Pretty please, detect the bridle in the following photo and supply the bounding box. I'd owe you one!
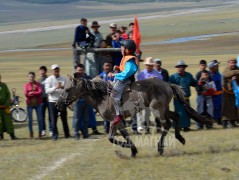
[60,79,87,106]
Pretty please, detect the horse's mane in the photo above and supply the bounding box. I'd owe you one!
[81,77,108,103]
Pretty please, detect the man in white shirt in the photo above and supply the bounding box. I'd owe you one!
[45,64,70,141]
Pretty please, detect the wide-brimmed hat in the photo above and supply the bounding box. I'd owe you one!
[91,21,100,28]
[144,57,155,65]
[175,60,188,68]
[208,60,219,68]
[109,23,117,28]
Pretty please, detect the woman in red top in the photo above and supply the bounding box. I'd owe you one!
[24,72,42,139]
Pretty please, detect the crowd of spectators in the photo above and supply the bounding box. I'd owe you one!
[0,17,239,141]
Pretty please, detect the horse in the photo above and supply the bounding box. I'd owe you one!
[56,77,213,157]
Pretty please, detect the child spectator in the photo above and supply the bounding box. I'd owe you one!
[98,40,113,72]
[197,70,216,129]
[119,26,128,40]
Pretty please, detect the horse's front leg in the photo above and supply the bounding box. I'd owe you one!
[108,121,138,157]
[118,122,138,157]
[150,104,171,155]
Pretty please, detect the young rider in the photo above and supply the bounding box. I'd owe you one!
[108,40,138,124]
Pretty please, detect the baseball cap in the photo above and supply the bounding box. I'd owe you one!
[51,64,60,70]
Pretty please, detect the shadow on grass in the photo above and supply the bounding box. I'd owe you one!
[164,145,239,157]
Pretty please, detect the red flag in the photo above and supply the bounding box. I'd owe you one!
[132,16,141,55]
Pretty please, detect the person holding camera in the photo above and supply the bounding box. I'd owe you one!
[45,64,70,141]
[196,70,216,129]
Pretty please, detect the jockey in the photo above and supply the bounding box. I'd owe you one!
[108,40,139,124]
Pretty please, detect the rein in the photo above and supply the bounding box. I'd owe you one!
[61,79,87,105]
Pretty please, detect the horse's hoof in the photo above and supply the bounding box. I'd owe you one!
[131,146,138,158]
[131,153,137,158]
[158,147,164,155]
[181,138,186,145]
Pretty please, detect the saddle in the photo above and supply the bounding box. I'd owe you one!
[107,81,131,94]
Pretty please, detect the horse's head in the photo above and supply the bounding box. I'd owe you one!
[56,75,85,111]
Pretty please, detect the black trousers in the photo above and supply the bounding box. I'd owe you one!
[48,102,70,139]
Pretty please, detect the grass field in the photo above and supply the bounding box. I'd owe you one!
[0,0,239,179]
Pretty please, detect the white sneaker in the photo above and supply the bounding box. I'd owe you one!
[137,127,144,133]
[49,131,53,137]
[41,130,46,136]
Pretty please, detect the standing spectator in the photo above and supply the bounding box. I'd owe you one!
[72,18,88,67]
[98,40,113,71]
[99,62,114,133]
[105,23,117,47]
[195,60,208,81]
[73,64,102,140]
[38,66,52,137]
[154,59,169,82]
[45,64,70,140]
[85,21,103,78]
[72,18,88,49]
[222,58,239,128]
[119,26,128,40]
[90,21,103,48]
[169,60,197,131]
[128,22,134,37]
[138,57,163,80]
[137,57,163,133]
[195,60,209,129]
[73,64,91,140]
[0,74,17,140]
[196,70,216,129]
[112,30,124,66]
[128,31,133,40]
[208,60,223,125]
[24,72,42,139]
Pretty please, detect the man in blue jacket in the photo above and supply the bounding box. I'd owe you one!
[72,18,88,69]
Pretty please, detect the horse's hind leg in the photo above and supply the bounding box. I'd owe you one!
[150,103,170,155]
[158,118,172,155]
[108,121,138,157]
[166,110,185,145]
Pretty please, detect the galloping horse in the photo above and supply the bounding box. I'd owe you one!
[56,77,212,157]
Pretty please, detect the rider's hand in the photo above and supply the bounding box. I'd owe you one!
[113,66,120,71]
[108,72,115,77]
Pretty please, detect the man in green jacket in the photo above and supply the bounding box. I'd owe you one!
[0,74,17,140]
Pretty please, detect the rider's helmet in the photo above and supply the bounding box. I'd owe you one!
[121,40,136,53]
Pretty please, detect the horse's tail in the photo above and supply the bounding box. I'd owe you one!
[170,84,213,125]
